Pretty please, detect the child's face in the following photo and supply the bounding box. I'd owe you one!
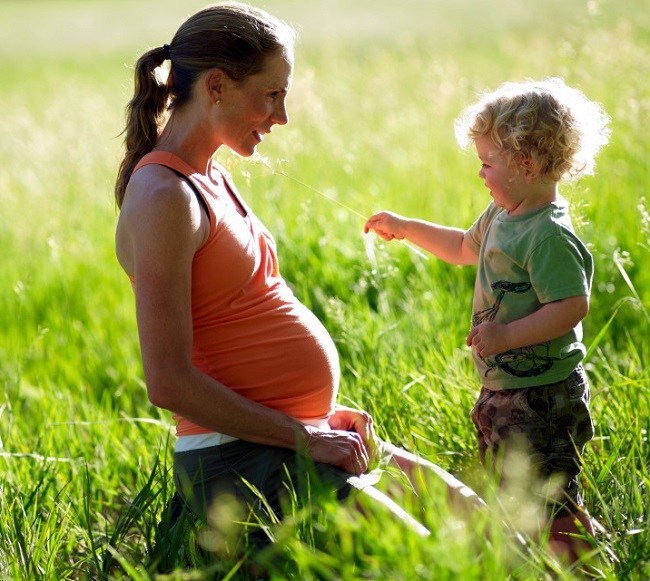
[474,135,529,214]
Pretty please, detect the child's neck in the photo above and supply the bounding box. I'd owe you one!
[508,182,558,216]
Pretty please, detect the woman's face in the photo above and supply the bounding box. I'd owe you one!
[217,51,293,157]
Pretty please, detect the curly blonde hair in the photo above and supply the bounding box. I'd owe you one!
[455,77,611,182]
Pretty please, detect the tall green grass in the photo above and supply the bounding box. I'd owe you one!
[1,0,648,578]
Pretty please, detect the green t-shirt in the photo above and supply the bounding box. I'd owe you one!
[465,198,593,390]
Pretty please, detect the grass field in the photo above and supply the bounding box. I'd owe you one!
[1,0,648,578]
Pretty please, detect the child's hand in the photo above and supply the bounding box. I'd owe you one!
[364,211,407,241]
[466,321,512,358]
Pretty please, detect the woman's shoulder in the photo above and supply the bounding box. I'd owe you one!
[124,164,198,214]
[119,163,209,249]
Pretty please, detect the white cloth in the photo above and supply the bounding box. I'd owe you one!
[174,417,331,453]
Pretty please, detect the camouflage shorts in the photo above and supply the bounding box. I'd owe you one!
[470,365,594,515]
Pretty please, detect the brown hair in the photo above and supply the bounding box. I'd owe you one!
[114,2,296,207]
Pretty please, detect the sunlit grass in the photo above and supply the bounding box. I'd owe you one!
[0,0,648,578]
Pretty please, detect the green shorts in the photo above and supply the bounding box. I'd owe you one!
[470,365,594,515]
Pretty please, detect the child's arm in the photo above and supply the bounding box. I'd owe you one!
[364,210,478,265]
[467,295,589,358]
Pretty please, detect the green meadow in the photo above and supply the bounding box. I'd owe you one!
[1,0,648,578]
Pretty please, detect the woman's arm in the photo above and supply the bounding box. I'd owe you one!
[364,211,478,265]
[121,171,369,474]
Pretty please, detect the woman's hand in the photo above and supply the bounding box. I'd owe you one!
[328,406,377,446]
[305,425,370,475]
[327,405,381,471]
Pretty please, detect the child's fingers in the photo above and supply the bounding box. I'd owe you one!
[364,214,383,231]
[365,215,393,237]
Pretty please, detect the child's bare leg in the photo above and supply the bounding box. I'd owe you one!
[548,508,596,564]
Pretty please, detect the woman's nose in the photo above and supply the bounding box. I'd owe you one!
[272,99,289,126]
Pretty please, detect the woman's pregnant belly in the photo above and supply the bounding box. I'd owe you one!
[177,298,340,436]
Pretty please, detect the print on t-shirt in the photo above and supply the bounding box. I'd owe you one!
[472,280,560,378]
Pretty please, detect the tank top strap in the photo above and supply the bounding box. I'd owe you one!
[133,151,212,219]
[133,150,200,178]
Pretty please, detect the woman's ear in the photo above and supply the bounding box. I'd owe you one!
[204,68,227,104]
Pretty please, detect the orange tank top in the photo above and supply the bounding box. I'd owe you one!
[131,152,340,436]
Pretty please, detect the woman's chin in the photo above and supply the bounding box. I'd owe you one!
[228,145,257,158]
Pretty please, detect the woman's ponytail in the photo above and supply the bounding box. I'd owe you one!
[114,46,170,207]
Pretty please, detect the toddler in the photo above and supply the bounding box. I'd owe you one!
[364,77,610,561]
